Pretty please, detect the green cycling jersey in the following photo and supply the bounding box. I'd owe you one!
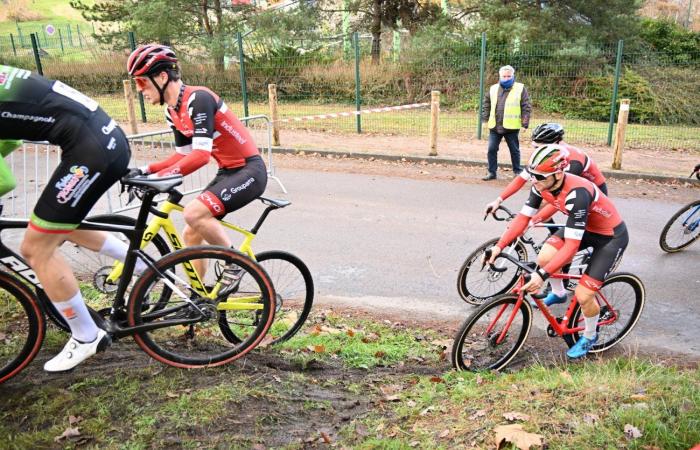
[0,139,22,197]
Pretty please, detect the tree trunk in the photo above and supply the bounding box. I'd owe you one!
[370,0,382,64]
[212,0,225,71]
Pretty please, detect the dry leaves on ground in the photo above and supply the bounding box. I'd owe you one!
[494,424,544,450]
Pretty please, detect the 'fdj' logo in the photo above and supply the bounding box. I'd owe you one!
[55,165,89,204]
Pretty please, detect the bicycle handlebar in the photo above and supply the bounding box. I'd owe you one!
[484,205,516,222]
[482,248,550,299]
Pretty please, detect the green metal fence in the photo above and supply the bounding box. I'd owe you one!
[1,31,698,152]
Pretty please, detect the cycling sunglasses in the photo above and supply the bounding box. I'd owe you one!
[528,170,552,182]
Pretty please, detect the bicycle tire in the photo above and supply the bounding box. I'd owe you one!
[451,293,532,371]
[0,272,46,384]
[659,200,700,253]
[127,246,275,368]
[48,214,171,332]
[563,272,645,353]
[457,238,529,305]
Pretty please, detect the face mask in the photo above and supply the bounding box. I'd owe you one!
[499,76,515,89]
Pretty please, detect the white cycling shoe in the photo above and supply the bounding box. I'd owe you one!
[44,329,111,373]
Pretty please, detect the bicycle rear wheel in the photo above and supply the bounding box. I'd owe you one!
[127,246,275,368]
[564,272,645,352]
[0,273,45,384]
[451,294,532,371]
[457,238,529,305]
[255,251,314,344]
[659,201,700,253]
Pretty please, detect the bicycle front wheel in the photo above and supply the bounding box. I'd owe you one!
[127,246,275,368]
[659,200,700,253]
[451,294,532,371]
[0,273,45,384]
[564,272,645,353]
[457,238,529,305]
[255,251,314,345]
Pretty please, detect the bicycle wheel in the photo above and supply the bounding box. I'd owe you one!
[564,272,645,352]
[457,238,529,305]
[127,246,275,368]
[0,272,45,384]
[451,294,532,371]
[659,201,700,253]
[255,251,314,345]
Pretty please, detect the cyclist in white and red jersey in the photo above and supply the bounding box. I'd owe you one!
[484,123,607,216]
[485,145,629,359]
[125,44,267,253]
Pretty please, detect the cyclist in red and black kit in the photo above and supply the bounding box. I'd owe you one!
[485,144,629,359]
[125,45,267,261]
[1,64,132,372]
[484,123,608,215]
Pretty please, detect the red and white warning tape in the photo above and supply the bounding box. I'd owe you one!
[274,102,430,123]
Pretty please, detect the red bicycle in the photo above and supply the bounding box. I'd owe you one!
[452,251,645,371]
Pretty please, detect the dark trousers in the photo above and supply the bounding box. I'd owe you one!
[487,129,522,176]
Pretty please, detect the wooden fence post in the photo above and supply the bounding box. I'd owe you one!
[268,84,280,146]
[429,90,440,156]
[123,80,139,135]
[612,99,630,170]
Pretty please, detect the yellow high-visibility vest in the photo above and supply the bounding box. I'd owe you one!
[488,82,524,130]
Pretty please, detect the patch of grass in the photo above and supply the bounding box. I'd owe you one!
[276,312,446,369]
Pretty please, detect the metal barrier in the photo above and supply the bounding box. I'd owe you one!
[3,114,285,217]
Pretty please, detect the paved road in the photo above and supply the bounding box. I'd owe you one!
[233,166,700,356]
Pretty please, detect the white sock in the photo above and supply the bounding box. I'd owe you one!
[583,315,598,339]
[99,234,146,273]
[55,291,99,343]
[549,277,567,297]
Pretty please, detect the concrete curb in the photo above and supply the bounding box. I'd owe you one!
[271,147,700,186]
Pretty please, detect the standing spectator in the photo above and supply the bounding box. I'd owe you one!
[481,65,531,181]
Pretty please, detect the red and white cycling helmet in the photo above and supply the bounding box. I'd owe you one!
[527,144,569,177]
[127,44,178,77]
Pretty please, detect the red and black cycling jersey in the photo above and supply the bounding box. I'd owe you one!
[497,174,623,277]
[498,143,606,201]
[148,85,259,176]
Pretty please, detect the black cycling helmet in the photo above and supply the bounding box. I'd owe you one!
[532,123,565,144]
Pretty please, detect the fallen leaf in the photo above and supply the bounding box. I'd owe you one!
[430,339,452,348]
[313,345,326,353]
[624,424,642,439]
[419,406,435,416]
[374,350,386,358]
[166,391,179,398]
[560,371,573,382]
[430,376,444,383]
[375,423,385,432]
[54,427,81,443]
[409,441,420,447]
[68,415,83,426]
[469,409,487,420]
[583,413,599,426]
[630,393,647,401]
[438,429,450,438]
[384,395,400,402]
[476,375,484,385]
[346,329,356,337]
[406,400,417,407]
[379,384,403,395]
[320,431,332,444]
[503,412,530,422]
[494,424,543,450]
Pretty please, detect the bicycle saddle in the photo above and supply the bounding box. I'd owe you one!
[121,174,183,193]
[259,196,290,208]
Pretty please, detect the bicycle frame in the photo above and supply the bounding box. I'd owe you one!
[489,262,618,345]
[100,191,275,312]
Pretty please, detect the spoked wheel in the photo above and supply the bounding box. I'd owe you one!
[659,200,700,253]
[0,273,45,384]
[255,251,314,345]
[127,246,275,368]
[457,238,529,305]
[451,294,532,371]
[563,272,645,352]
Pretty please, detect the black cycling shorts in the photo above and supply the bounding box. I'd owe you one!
[197,155,267,218]
[30,109,130,233]
[552,222,628,290]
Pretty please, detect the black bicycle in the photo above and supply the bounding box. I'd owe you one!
[659,164,700,253]
[0,174,276,384]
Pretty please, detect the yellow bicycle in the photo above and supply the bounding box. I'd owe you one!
[72,188,313,345]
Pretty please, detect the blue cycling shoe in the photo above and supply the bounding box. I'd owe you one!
[566,334,598,359]
[543,293,567,307]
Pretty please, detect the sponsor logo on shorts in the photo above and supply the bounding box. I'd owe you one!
[193,112,207,126]
[220,188,232,202]
[581,276,603,290]
[200,191,223,214]
[107,137,117,150]
[55,165,100,206]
